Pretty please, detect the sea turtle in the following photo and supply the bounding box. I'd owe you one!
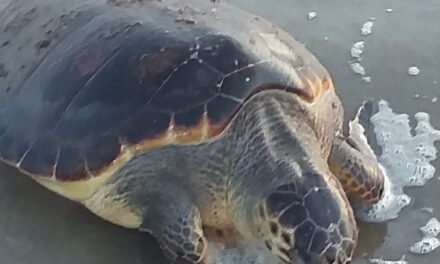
[0,0,385,263]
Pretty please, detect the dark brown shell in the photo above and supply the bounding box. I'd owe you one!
[0,0,333,184]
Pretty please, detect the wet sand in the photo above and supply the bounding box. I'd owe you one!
[1,0,439,263]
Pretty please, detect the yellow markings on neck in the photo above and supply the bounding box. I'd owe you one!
[83,180,143,228]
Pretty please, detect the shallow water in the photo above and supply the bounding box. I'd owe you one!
[1,0,440,264]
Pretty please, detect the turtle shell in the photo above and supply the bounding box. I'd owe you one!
[0,0,333,200]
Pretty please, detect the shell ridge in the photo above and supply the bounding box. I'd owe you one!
[52,48,123,132]
[145,56,192,105]
[199,60,226,78]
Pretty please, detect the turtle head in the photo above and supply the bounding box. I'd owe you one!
[255,172,358,264]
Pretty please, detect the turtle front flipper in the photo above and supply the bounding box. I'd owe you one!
[329,134,385,206]
[139,186,208,264]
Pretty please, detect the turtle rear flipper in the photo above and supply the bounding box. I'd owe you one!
[329,133,384,205]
